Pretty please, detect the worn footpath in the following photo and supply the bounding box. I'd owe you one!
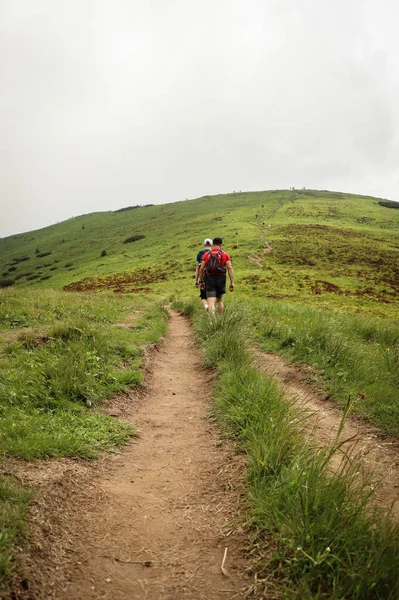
[57,311,248,599]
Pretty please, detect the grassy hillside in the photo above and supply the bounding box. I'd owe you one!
[1,189,398,317]
[1,189,399,592]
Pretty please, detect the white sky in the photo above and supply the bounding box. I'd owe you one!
[1,0,399,237]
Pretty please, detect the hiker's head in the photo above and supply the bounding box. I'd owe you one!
[203,238,212,247]
[213,237,223,247]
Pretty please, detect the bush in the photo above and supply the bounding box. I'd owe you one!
[64,262,73,268]
[36,251,52,258]
[0,279,14,288]
[378,200,399,209]
[115,205,141,212]
[11,257,30,264]
[123,235,145,244]
[8,267,17,273]
[100,250,107,257]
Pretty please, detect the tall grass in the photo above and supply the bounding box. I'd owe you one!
[248,300,399,435]
[0,479,31,580]
[0,289,168,459]
[182,301,399,599]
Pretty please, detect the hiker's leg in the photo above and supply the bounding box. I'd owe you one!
[200,288,208,309]
[205,277,217,312]
[207,297,216,312]
[214,278,226,313]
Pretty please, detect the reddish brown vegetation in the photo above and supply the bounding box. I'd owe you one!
[63,268,168,293]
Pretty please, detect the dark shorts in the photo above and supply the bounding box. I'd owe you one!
[205,275,226,298]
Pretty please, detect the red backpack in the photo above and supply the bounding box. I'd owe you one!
[205,249,226,275]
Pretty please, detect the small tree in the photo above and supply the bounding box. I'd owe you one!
[100,250,107,257]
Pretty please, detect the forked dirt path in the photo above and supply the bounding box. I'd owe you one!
[256,352,399,519]
[57,311,248,600]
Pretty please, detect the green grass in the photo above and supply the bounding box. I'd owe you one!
[1,190,398,320]
[246,299,399,435]
[0,288,168,459]
[180,301,399,599]
[0,478,31,579]
[1,188,399,593]
[0,287,168,581]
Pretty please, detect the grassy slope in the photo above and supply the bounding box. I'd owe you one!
[1,189,399,591]
[1,190,398,317]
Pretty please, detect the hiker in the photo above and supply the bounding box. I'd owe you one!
[198,237,234,313]
[195,238,212,309]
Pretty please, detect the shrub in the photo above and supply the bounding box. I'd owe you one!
[100,250,107,257]
[65,262,73,268]
[378,200,399,209]
[115,205,140,212]
[8,267,17,273]
[11,257,30,264]
[40,275,51,281]
[36,251,52,258]
[49,266,58,271]
[0,279,14,288]
[26,274,40,281]
[123,235,145,244]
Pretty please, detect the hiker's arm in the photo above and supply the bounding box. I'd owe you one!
[199,261,206,283]
[226,261,234,291]
[195,262,200,286]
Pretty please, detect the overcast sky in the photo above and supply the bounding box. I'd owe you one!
[1,0,399,238]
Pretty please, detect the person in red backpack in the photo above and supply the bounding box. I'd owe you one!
[195,238,212,310]
[198,237,234,313]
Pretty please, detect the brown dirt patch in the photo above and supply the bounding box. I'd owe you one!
[63,268,168,293]
[3,312,249,600]
[255,352,399,519]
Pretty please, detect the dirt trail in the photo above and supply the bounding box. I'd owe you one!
[256,352,399,519]
[6,312,399,599]
[54,311,248,600]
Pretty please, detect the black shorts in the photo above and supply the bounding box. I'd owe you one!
[205,275,226,298]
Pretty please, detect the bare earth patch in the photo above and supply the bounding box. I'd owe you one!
[2,311,249,600]
[255,352,399,519]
